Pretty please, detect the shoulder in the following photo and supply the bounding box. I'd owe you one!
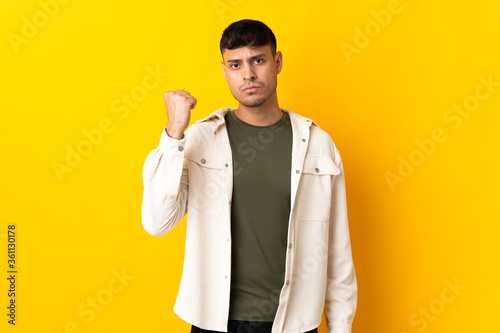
[285,108,341,150]
[290,111,341,165]
[184,107,231,146]
[183,122,215,150]
[287,109,340,156]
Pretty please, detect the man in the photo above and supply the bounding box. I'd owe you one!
[141,19,357,333]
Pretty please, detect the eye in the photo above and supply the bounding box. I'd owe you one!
[230,63,239,69]
[255,59,263,64]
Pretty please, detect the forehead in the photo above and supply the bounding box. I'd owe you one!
[222,45,272,62]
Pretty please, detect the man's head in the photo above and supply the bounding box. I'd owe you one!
[220,19,282,108]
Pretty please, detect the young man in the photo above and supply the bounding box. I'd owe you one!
[141,19,357,333]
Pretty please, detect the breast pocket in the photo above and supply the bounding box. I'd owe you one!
[296,155,340,221]
[185,145,225,216]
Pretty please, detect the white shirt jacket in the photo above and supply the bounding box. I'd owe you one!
[141,107,357,333]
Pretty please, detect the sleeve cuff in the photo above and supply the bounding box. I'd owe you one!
[158,127,186,154]
[327,322,352,333]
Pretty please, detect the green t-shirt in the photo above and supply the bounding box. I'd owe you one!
[225,109,293,322]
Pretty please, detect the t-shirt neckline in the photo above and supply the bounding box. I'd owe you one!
[228,109,288,130]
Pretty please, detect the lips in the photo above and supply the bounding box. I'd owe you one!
[243,86,260,92]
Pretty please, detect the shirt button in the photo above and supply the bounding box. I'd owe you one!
[285,280,290,285]
[315,168,320,173]
[288,243,292,249]
[178,146,184,151]
[225,163,229,167]
[225,275,228,279]
[227,238,230,242]
[295,170,300,174]
[201,158,206,164]
[302,138,306,142]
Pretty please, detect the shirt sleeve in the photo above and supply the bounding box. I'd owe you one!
[141,127,189,236]
[324,146,358,333]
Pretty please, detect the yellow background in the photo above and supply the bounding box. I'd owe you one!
[2,0,499,332]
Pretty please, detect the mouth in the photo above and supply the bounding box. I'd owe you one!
[243,86,260,92]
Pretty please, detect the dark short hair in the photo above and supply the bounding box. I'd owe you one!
[220,19,277,59]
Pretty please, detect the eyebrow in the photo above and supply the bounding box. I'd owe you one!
[226,53,267,63]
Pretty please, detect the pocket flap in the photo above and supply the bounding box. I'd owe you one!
[302,155,340,175]
[185,144,223,170]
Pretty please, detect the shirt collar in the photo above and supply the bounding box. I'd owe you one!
[195,107,319,128]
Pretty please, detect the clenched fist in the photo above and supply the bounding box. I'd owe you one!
[164,90,197,140]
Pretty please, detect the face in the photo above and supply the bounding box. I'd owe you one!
[220,44,282,108]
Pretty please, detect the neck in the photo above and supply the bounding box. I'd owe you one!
[234,93,282,126]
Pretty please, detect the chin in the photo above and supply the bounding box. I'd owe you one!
[242,101,267,108]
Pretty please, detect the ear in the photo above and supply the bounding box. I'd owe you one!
[275,51,283,75]
[220,61,226,79]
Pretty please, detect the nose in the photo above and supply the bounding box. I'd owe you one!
[242,64,256,80]
[244,73,256,80]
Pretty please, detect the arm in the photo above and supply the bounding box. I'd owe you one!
[324,147,358,333]
[141,127,189,236]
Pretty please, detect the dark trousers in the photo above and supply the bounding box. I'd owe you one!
[191,319,318,333]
